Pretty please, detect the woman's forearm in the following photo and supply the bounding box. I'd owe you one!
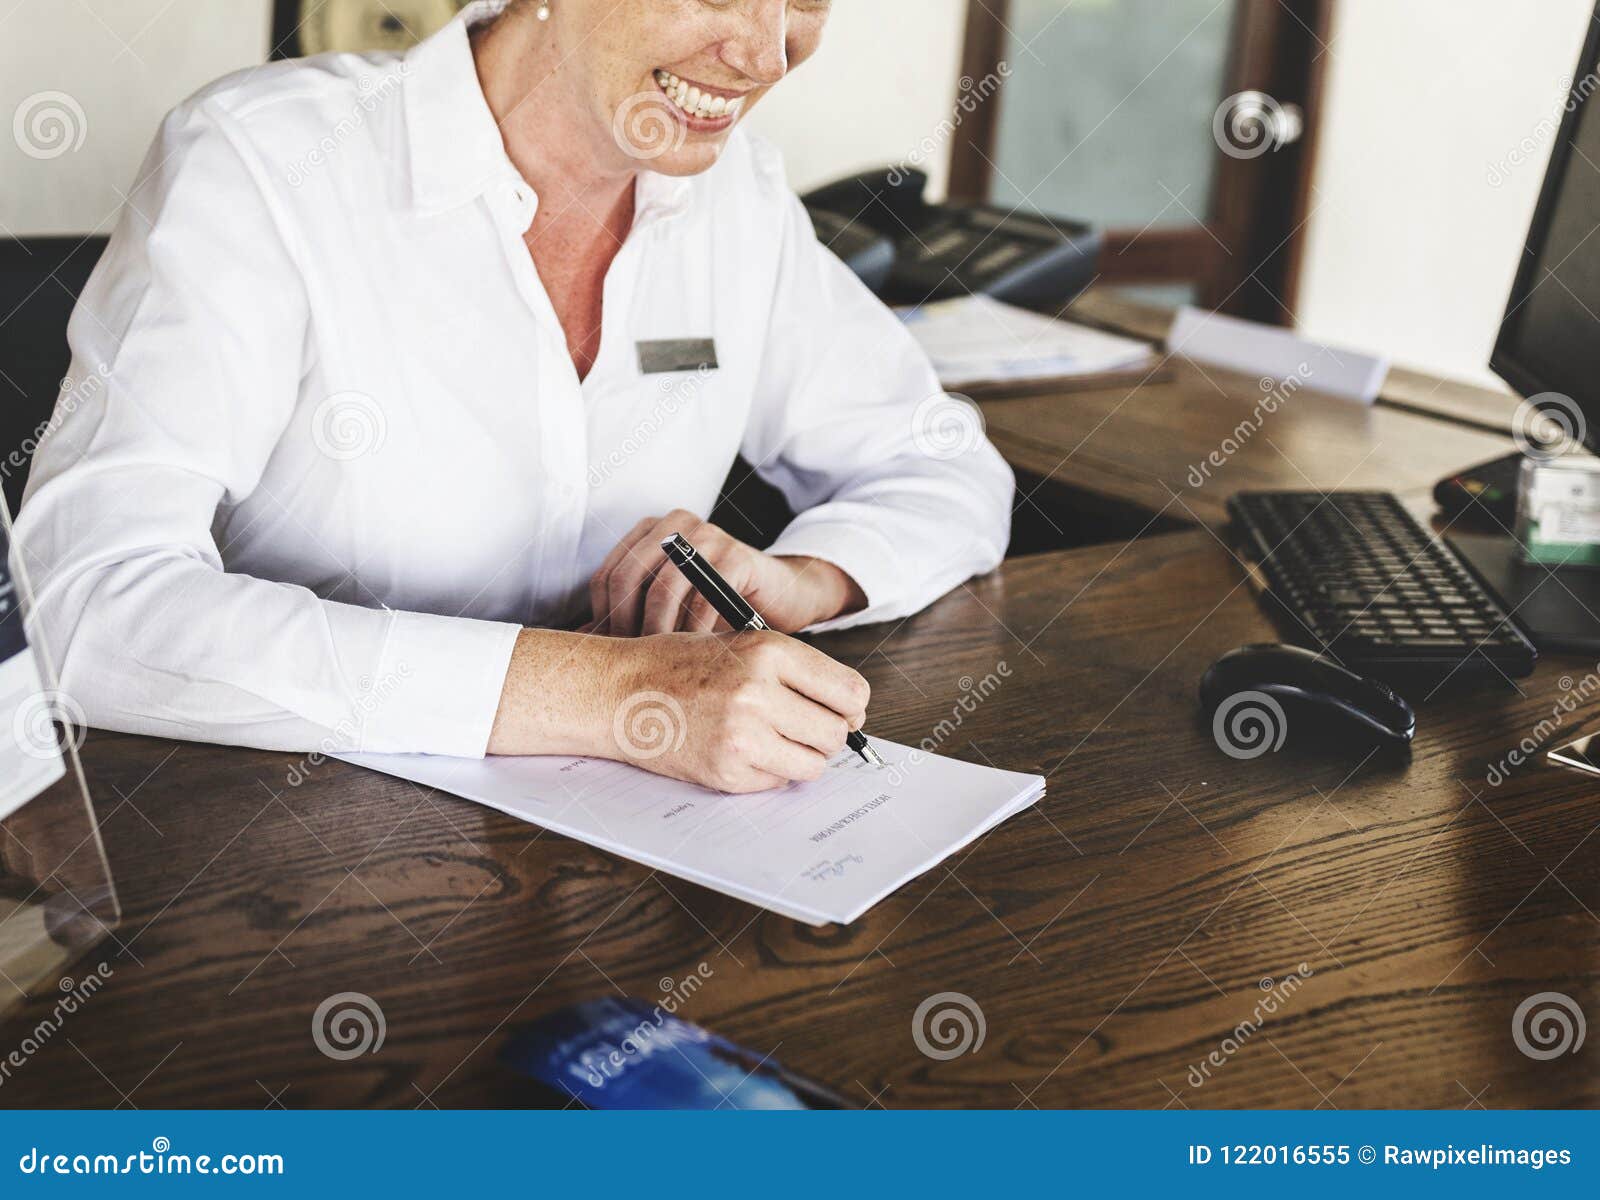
[487,629,626,757]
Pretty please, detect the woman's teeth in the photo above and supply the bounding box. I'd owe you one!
[652,70,743,121]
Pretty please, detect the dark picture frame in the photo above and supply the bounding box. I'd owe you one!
[950,0,1331,324]
[270,0,309,59]
[270,0,466,61]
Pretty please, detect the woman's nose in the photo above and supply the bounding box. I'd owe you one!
[722,0,789,86]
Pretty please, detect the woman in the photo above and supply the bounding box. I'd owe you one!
[18,0,1012,794]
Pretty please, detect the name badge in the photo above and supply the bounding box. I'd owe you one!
[637,338,718,375]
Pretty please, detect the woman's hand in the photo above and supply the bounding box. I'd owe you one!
[488,626,870,794]
[588,510,866,636]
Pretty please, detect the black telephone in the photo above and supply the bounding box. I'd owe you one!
[801,168,1102,309]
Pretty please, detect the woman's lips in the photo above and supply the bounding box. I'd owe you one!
[652,69,746,130]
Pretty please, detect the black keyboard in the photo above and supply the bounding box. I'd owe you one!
[1228,491,1537,680]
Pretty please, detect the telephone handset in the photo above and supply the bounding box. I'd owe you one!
[801,168,1102,309]
[805,208,898,297]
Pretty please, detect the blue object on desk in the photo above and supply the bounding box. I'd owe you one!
[499,997,851,1110]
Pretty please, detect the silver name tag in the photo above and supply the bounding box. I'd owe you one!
[636,338,718,375]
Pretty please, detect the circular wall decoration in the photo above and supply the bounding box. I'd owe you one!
[274,0,468,58]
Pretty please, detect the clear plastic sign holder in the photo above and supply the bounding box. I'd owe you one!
[0,496,119,1021]
[1514,454,1600,568]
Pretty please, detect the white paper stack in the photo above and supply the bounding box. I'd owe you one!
[1167,305,1390,404]
[341,738,1045,926]
[899,294,1154,389]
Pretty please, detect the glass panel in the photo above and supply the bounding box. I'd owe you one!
[1,499,121,1019]
[989,0,1239,228]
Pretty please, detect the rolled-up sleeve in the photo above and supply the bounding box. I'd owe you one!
[744,184,1014,633]
[14,100,519,757]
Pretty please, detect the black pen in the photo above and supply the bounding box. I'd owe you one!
[661,533,885,768]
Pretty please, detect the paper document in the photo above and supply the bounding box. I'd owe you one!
[899,294,1154,388]
[1167,306,1389,404]
[341,739,1045,926]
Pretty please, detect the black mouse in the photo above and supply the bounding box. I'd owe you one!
[1199,643,1416,755]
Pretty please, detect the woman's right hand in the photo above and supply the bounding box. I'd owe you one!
[488,627,870,794]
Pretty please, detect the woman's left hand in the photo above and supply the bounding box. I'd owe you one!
[588,510,865,636]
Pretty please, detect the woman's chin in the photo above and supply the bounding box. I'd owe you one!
[642,139,734,177]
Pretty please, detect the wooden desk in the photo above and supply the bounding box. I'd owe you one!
[1066,288,1527,437]
[984,291,1519,531]
[980,363,1517,531]
[6,532,1596,1108]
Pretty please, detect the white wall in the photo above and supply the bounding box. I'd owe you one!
[744,0,968,197]
[0,0,272,236]
[1295,0,1597,388]
[0,0,966,237]
[12,0,1578,396]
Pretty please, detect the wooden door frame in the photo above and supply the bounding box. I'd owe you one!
[948,0,1334,325]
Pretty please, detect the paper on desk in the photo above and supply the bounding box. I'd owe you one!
[340,738,1044,927]
[898,294,1154,389]
[1167,306,1389,404]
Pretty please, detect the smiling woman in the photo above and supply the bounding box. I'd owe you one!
[477,0,831,179]
[15,0,1013,796]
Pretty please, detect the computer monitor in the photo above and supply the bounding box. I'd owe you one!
[1491,7,1600,447]
[1448,8,1600,653]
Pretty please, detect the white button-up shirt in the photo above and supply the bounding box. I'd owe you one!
[17,2,1013,759]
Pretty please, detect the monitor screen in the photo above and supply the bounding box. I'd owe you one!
[1493,16,1600,449]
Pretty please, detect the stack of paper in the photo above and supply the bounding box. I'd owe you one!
[341,739,1045,926]
[899,294,1154,389]
[1167,306,1389,404]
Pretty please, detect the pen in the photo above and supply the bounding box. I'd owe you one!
[660,532,885,768]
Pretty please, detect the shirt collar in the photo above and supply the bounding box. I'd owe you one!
[634,168,694,227]
[403,0,695,226]
[403,1,518,213]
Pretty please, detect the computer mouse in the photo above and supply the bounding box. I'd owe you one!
[1199,643,1416,753]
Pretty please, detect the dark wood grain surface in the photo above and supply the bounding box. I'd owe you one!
[1066,289,1527,439]
[3,531,1596,1109]
[978,356,1517,528]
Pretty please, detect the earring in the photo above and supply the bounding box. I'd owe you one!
[535,2,551,19]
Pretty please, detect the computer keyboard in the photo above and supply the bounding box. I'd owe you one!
[1227,491,1537,681]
